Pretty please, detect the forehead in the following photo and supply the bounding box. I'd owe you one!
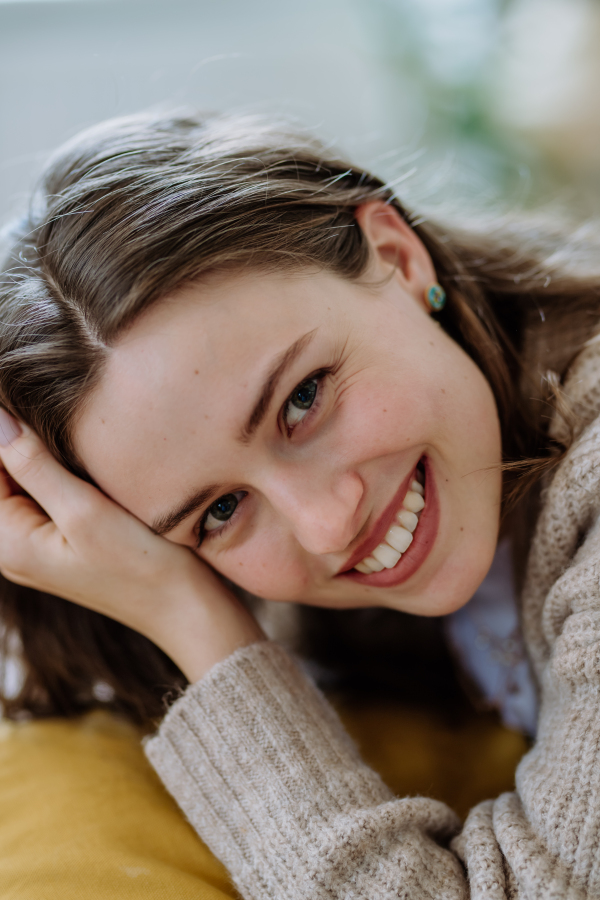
[73,270,343,522]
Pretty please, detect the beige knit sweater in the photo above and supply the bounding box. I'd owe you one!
[145,337,600,899]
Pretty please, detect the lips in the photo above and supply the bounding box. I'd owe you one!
[338,456,439,588]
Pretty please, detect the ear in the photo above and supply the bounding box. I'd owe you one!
[354,201,437,310]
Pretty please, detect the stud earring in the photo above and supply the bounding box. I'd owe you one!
[425,283,446,311]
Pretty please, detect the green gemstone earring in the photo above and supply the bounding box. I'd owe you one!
[425,283,446,311]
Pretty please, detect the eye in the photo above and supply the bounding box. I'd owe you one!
[284,377,318,428]
[204,492,243,532]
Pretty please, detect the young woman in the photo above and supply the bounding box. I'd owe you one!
[0,110,599,898]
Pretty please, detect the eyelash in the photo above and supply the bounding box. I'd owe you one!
[195,368,331,548]
[195,501,239,549]
[281,368,328,436]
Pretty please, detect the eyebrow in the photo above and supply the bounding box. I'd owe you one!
[150,329,317,537]
[151,484,220,537]
[239,329,317,444]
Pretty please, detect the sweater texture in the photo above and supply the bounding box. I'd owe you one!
[145,337,600,899]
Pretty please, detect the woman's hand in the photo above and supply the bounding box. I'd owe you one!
[0,411,263,683]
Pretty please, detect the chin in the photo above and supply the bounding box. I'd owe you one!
[420,539,498,617]
[368,521,498,618]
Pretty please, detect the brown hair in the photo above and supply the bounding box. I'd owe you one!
[1,111,599,728]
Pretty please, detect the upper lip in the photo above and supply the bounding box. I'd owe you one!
[337,464,419,575]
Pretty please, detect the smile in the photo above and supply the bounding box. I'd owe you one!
[354,475,424,573]
[339,457,439,588]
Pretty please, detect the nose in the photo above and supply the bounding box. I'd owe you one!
[260,465,365,556]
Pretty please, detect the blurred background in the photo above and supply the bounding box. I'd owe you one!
[2,0,600,227]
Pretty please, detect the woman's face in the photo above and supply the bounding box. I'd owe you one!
[75,204,502,616]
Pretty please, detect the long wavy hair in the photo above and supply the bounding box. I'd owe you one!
[0,111,599,728]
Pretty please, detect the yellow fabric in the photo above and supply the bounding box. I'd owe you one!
[0,712,233,899]
[336,699,529,821]
[0,702,528,898]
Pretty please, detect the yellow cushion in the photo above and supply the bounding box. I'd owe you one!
[336,698,529,820]
[0,701,528,897]
[0,712,233,899]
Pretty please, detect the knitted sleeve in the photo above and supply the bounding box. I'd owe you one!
[145,641,470,900]
[145,416,600,900]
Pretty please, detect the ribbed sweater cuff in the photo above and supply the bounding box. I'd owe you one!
[144,641,400,895]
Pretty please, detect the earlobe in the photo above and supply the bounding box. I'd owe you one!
[354,201,437,304]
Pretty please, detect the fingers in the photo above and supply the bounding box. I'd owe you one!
[0,412,23,502]
[0,462,18,501]
[0,409,22,446]
[0,409,101,533]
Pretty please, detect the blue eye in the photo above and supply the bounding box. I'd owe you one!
[204,493,240,532]
[285,378,318,427]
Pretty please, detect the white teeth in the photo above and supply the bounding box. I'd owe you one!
[371,543,402,569]
[397,509,418,532]
[354,471,426,574]
[402,491,425,513]
[364,556,385,572]
[386,524,413,553]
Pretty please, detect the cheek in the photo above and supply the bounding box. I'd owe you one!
[212,535,312,602]
[338,375,434,459]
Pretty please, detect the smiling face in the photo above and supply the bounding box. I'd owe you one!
[74,204,502,617]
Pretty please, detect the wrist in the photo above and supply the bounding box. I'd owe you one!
[148,568,264,683]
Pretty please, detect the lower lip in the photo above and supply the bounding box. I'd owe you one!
[338,456,439,588]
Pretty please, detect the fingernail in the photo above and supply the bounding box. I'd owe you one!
[0,409,22,446]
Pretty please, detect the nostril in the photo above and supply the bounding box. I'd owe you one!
[296,511,363,557]
[267,468,365,557]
